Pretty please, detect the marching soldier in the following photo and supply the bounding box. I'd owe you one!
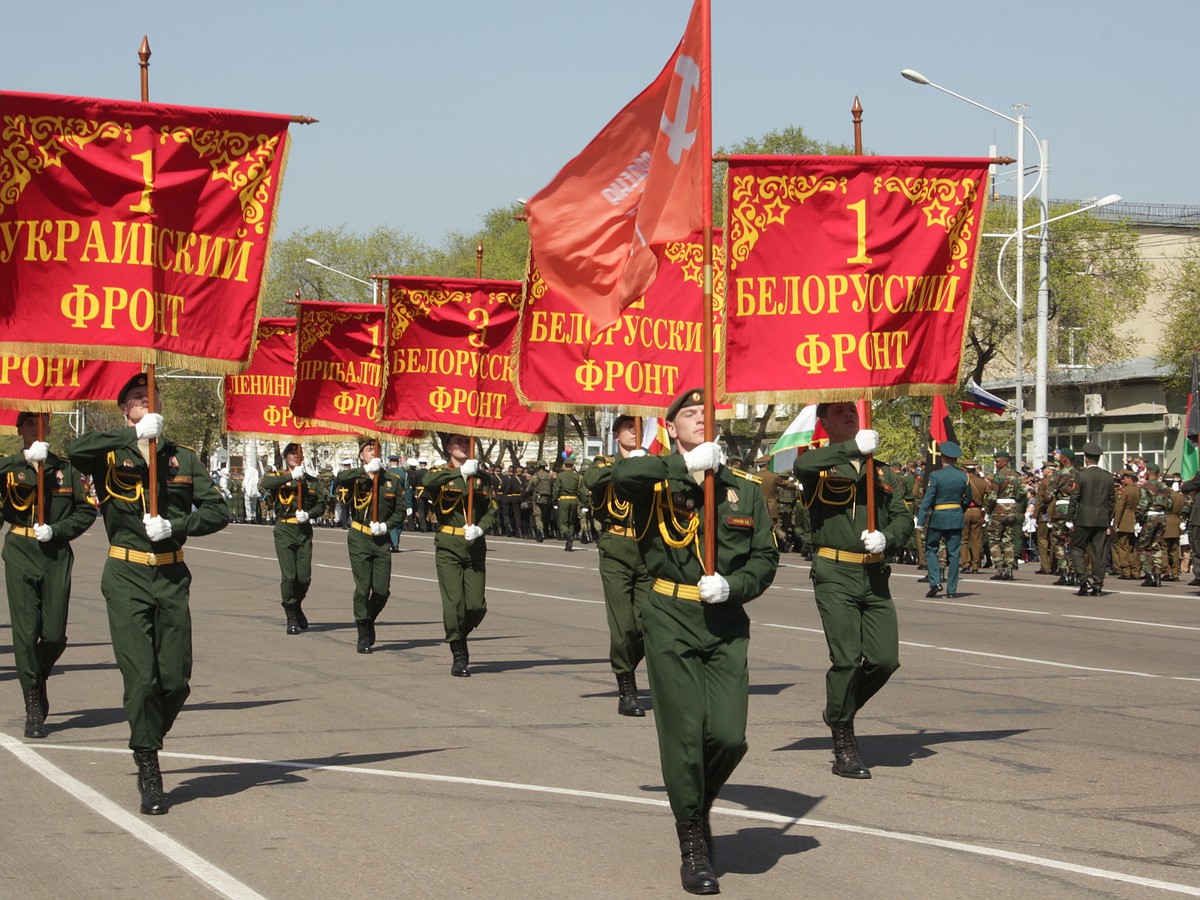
[68,372,229,815]
[917,442,970,598]
[1112,470,1142,579]
[960,459,988,574]
[796,401,912,782]
[1048,449,1079,585]
[554,457,587,552]
[613,388,778,895]
[583,416,652,717]
[335,439,408,653]
[525,462,554,542]
[1034,459,1057,574]
[1136,463,1173,587]
[986,449,1025,581]
[1067,442,1115,596]
[424,435,497,676]
[260,443,327,634]
[2,412,96,738]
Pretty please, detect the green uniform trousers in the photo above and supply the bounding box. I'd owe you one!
[435,532,488,642]
[597,531,649,675]
[348,528,391,623]
[811,556,899,724]
[1070,525,1108,584]
[557,497,580,537]
[3,534,74,694]
[274,521,314,606]
[101,559,192,751]
[643,587,749,822]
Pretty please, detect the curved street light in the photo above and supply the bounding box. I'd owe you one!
[305,257,380,303]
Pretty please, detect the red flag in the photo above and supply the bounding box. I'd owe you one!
[526,0,710,333]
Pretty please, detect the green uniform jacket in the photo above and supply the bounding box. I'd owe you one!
[423,467,499,531]
[334,466,408,530]
[917,465,970,530]
[68,429,229,550]
[583,458,636,531]
[553,467,587,504]
[260,469,328,520]
[612,454,778,602]
[1,451,96,543]
[795,441,913,552]
[1068,465,1115,527]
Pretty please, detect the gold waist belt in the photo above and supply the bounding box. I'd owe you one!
[607,525,636,538]
[108,546,184,567]
[439,525,465,535]
[816,547,884,565]
[934,503,961,510]
[652,577,701,602]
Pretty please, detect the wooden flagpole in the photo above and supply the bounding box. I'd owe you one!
[35,415,45,527]
[139,36,161,517]
[700,0,715,576]
[852,97,877,534]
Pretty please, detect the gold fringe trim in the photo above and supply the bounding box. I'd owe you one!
[379,420,542,442]
[0,344,249,376]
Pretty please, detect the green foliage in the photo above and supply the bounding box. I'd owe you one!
[157,373,224,464]
[428,203,532,281]
[1155,238,1200,387]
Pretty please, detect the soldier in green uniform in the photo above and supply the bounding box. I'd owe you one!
[1135,462,1173,587]
[260,443,327,635]
[897,460,920,565]
[1034,459,1057,574]
[554,456,586,551]
[68,372,229,815]
[796,401,912,781]
[986,450,1026,581]
[2,412,96,738]
[613,388,778,895]
[335,438,408,653]
[1048,449,1080,585]
[1068,442,1115,595]
[917,442,970,598]
[775,472,798,553]
[423,434,497,677]
[525,462,554,542]
[583,415,652,717]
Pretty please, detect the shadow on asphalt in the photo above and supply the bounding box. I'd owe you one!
[52,698,305,733]
[469,657,611,674]
[777,727,1031,768]
[167,749,449,804]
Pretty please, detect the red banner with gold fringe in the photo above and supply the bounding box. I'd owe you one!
[721,156,991,402]
[0,90,291,373]
[382,277,548,439]
[0,354,141,411]
[514,230,726,415]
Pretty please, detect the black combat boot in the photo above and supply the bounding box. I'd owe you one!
[23,686,46,739]
[536,528,544,543]
[133,749,169,815]
[38,678,49,718]
[294,600,309,630]
[564,535,574,552]
[355,620,373,653]
[1140,573,1157,587]
[284,604,301,635]
[616,672,645,717]
[825,711,870,779]
[675,817,719,895]
[450,640,470,677]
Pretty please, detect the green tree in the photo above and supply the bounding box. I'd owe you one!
[429,203,532,281]
[1155,238,1200,387]
[158,372,225,465]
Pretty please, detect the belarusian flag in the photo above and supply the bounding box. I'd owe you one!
[768,405,826,473]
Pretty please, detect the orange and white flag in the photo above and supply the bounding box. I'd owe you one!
[526,0,710,333]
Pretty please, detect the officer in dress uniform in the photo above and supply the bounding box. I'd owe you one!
[1068,442,1115,595]
[613,388,778,895]
[960,460,988,574]
[795,401,912,780]
[554,456,587,551]
[1112,469,1142,579]
[423,435,497,677]
[335,438,408,653]
[917,442,971,598]
[583,415,653,717]
[260,443,327,634]
[68,373,229,815]
[1,412,96,738]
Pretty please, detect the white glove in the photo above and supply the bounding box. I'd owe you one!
[291,466,305,481]
[406,507,413,516]
[860,529,886,554]
[33,523,53,542]
[135,413,163,440]
[683,441,722,473]
[23,441,49,463]
[369,521,387,536]
[581,507,590,514]
[143,514,172,541]
[697,573,731,604]
[463,524,483,542]
[294,509,309,524]
[1066,521,1074,529]
[459,459,479,478]
[364,458,382,474]
[854,429,879,455]
[629,449,647,458]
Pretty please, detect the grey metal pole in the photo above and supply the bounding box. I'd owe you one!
[1014,113,1025,470]
[1033,138,1051,467]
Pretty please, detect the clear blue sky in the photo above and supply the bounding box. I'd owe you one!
[5,0,1196,248]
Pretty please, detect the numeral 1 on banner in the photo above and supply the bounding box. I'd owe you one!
[846,199,873,265]
[129,149,155,215]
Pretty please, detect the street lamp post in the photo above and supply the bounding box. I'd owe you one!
[900,69,1044,470]
[305,257,380,303]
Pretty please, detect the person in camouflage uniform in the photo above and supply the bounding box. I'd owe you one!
[1047,449,1079,585]
[776,473,798,552]
[1136,462,1174,587]
[986,450,1025,581]
[524,462,554,542]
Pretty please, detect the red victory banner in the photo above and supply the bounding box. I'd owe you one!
[224,318,346,439]
[382,277,548,439]
[0,91,291,373]
[721,156,992,402]
[0,354,141,411]
[525,0,710,332]
[514,230,726,415]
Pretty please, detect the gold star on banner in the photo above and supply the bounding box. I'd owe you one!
[923,199,950,228]
[764,196,789,224]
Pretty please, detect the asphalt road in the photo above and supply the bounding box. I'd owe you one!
[1,522,1198,899]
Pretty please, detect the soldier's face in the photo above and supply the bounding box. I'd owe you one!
[120,385,161,425]
[360,443,378,464]
[447,434,470,465]
[285,449,303,467]
[18,414,49,447]
[615,421,639,453]
[820,402,859,444]
[667,406,708,452]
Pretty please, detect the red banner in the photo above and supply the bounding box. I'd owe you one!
[382,277,548,439]
[0,91,291,373]
[292,302,391,435]
[721,156,992,402]
[225,318,346,438]
[514,231,726,415]
[0,354,141,411]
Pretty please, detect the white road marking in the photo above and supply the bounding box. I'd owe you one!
[0,733,266,900]
[1062,615,1200,631]
[21,741,1200,897]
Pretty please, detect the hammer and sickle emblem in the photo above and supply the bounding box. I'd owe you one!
[660,54,701,164]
